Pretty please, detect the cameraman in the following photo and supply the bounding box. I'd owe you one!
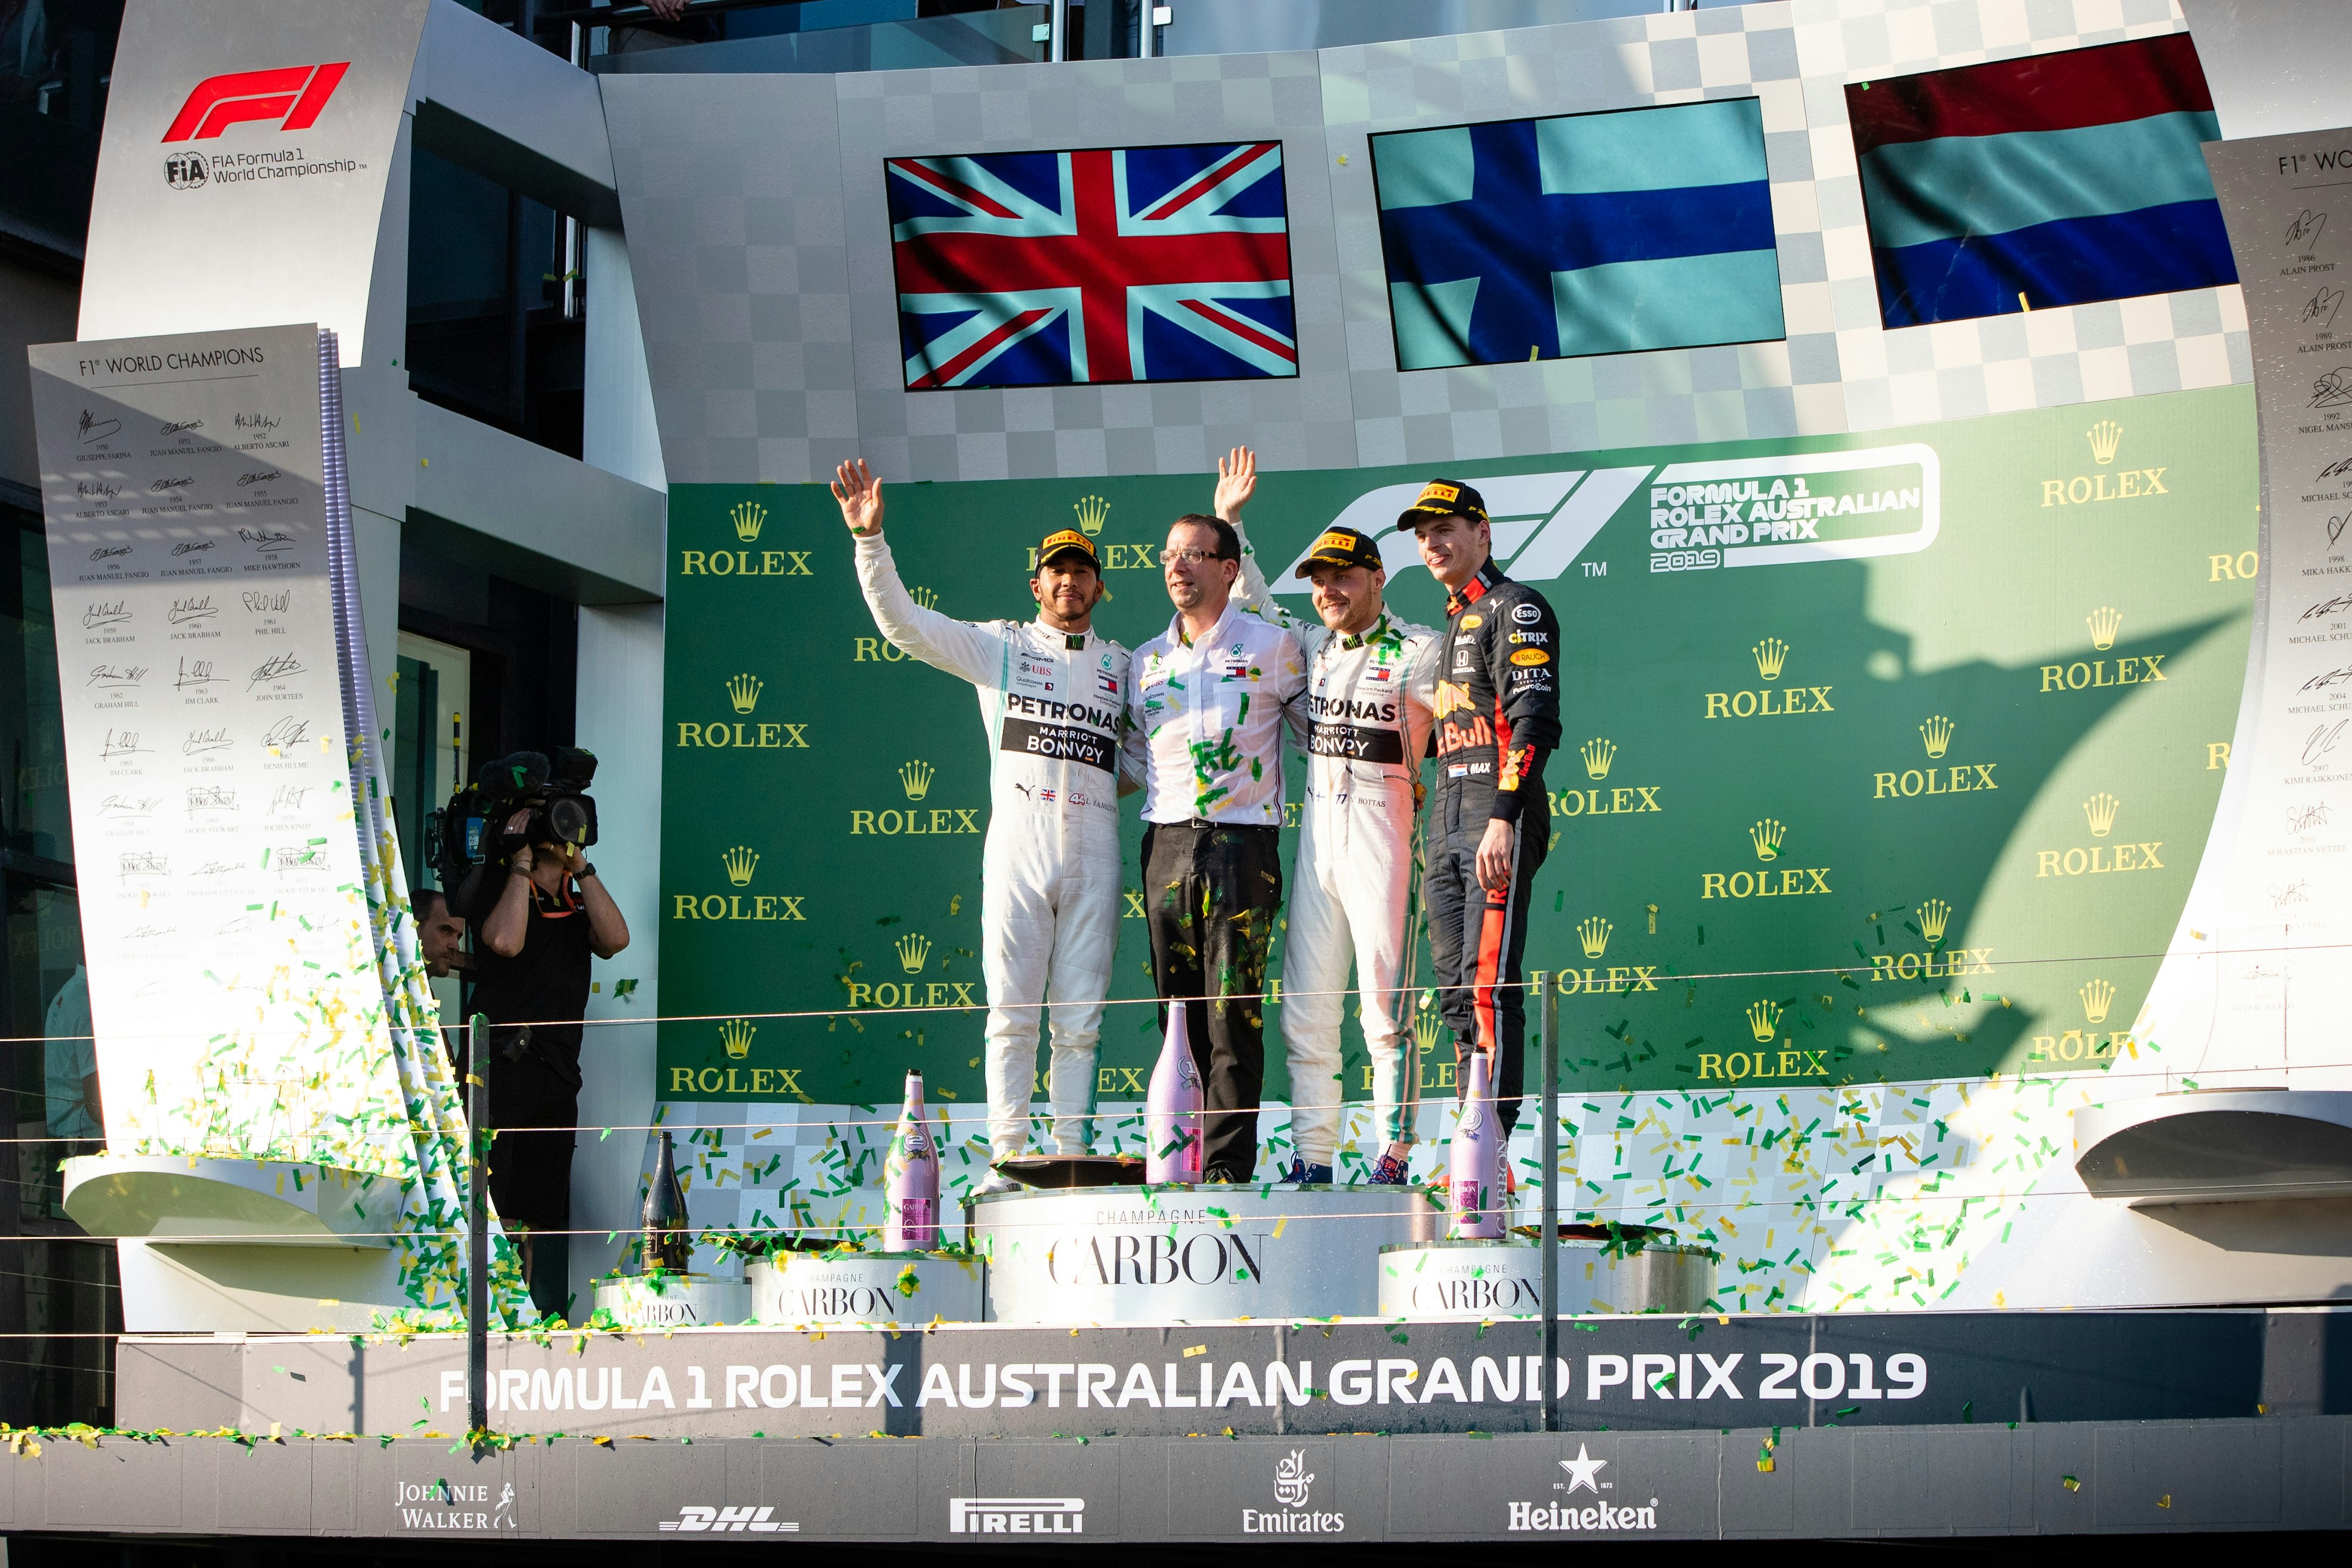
[471,821,630,1317]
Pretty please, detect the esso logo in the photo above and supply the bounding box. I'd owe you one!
[1511,603,1540,625]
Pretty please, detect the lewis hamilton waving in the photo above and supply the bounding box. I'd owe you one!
[835,459,1134,1191]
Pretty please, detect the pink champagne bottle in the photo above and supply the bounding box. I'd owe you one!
[1145,1003,1205,1184]
[883,1069,939,1251]
[1449,1050,1504,1239]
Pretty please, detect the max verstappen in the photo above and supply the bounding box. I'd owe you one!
[834,458,1135,1192]
[1211,447,1439,1186]
[1402,480,1561,1143]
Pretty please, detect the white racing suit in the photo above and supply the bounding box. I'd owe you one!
[854,533,1132,1159]
[1232,526,1438,1169]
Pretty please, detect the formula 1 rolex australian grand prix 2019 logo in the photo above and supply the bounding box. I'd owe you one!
[1271,445,1939,593]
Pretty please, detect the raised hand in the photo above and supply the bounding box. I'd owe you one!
[831,458,885,536]
[1213,445,1259,521]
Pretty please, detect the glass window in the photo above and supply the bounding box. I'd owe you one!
[2,510,70,864]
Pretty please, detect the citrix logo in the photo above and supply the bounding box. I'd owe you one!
[164,64,349,141]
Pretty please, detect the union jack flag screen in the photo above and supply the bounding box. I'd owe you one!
[885,140,1296,390]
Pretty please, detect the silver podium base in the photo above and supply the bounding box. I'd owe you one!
[973,1183,1433,1322]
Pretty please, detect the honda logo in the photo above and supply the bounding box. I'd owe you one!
[162,63,349,141]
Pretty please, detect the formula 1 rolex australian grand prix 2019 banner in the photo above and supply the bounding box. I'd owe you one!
[657,385,2254,1311]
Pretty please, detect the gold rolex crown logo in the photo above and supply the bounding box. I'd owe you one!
[1746,1000,1782,1043]
[911,586,940,611]
[2084,792,2120,838]
[2087,606,2122,652]
[2087,420,2124,467]
[895,932,930,974]
[1580,737,1616,780]
[1750,817,1785,862]
[899,760,935,801]
[726,673,763,714]
[730,501,767,542]
[1578,916,1612,959]
[2080,978,2116,1024]
[718,1017,756,1060]
[1074,494,1110,536]
[1918,897,1951,944]
[1413,1011,1443,1052]
[1752,637,1789,680]
[1919,714,1954,760]
[721,845,759,887]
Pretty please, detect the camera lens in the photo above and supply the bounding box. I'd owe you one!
[548,796,591,845]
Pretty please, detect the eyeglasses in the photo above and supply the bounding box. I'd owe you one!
[1159,547,1231,565]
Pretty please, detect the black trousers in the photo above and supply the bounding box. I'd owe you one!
[1425,792,1549,1134]
[1142,821,1283,1182]
[483,1030,579,1321]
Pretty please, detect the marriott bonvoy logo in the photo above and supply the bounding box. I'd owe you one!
[1243,1449,1344,1534]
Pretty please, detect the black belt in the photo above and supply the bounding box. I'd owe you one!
[1161,816,1280,834]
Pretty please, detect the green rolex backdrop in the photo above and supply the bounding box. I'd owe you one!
[658,385,2255,1123]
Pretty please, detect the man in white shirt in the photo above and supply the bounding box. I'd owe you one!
[837,459,1134,1189]
[1129,512,1307,1182]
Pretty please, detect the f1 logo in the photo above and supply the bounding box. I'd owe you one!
[162,62,349,141]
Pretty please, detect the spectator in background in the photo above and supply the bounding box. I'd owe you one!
[417,889,469,979]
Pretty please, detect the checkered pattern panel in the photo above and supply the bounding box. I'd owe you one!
[605,0,2246,486]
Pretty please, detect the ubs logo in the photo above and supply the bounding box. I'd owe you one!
[165,153,206,189]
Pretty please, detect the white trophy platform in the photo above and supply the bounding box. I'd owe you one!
[593,1273,752,1328]
[1378,1237,1718,1319]
[973,1183,1436,1323]
[62,1154,418,1332]
[747,1251,982,1325]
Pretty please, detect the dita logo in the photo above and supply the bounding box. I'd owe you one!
[162,63,349,141]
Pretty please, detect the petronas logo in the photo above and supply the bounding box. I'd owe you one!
[722,845,759,887]
[1746,1000,1781,1043]
[719,1017,756,1060]
[1918,898,1951,944]
[2084,792,2120,838]
[2087,420,2123,467]
[1577,917,1611,959]
[730,502,767,542]
[1919,715,1953,760]
[899,760,935,801]
[1752,638,1789,681]
[1750,818,1785,862]
[726,673,763,714]
[2087,606,2122,652]
[1580,737,1615,780]
[895,933,931,974]
[2081,978,2116,1025]
[1074,494,1109,536]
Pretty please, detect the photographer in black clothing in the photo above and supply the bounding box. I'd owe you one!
[470,826,629,1318]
